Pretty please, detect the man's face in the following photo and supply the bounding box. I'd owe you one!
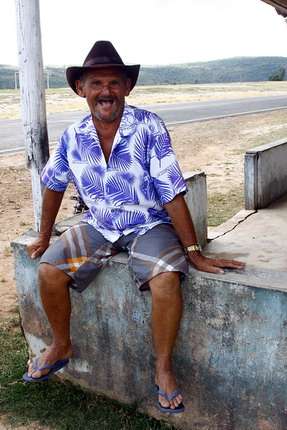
[75,68,131,123]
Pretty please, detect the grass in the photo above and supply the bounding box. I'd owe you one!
[134,81,287,96]
[0,318,176,430]
[2,81,287,96]
[208,185,245,227]
[3,246,13,257]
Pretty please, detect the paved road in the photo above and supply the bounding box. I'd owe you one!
[1,94,287,154]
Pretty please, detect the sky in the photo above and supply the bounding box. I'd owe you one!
[1,0,287,67]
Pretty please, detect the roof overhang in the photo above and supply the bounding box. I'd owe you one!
[260,0,287,17]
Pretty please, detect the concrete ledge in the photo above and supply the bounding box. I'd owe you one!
[245,138,287,209]
[12,232,287,430]
[208,209,255,240]
[207,193,287,275]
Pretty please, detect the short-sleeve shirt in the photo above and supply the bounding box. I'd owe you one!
[42,103,187,242]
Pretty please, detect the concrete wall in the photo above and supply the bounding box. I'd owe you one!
[183,171,207,246]
[12,233,287,430]
[245,138,287,210]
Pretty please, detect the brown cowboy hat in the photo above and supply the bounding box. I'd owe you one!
[66,40,140,94]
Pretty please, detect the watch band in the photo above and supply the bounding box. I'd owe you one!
[184,243,202,253]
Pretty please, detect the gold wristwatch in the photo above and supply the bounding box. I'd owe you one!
[184,243,202,253]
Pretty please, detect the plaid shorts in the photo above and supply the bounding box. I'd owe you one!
[40,222,189,292]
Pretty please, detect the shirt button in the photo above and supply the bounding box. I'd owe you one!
[111,209,114,212]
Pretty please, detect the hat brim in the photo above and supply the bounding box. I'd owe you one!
[66,63,140,94]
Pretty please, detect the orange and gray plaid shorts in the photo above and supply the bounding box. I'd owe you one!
[40,222,189,292]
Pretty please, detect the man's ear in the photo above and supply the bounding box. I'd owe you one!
[75,79,86,98]
[125,78,132,97]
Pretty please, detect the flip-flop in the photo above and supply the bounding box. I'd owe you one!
[23,358,69,382]
[156,385,185,413]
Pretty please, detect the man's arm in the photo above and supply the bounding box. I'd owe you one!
[164,193,245,274]
[28,187,65,260]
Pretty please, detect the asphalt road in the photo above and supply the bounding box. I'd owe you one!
[1,94,287,154]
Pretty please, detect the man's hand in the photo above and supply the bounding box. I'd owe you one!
[163,194,246,275]
[27,187,65,260]
[188,251,245,274]
[27,234,50,260]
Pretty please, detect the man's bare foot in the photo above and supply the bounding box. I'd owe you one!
[155,369,183,411]
[27,343,72,379]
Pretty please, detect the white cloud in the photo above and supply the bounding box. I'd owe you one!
[1,0,287,67]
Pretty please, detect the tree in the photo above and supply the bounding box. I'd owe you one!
[278,67,285,80]
[268,67,285,81]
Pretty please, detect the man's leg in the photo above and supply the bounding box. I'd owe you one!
[149,271,183,410]
[27,262,73,379]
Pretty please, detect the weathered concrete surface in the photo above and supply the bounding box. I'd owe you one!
[12,190,287,429]
[245,138,287,209]
[183,171,207,246]
[208,193,287,274]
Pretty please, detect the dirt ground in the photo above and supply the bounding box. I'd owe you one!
[1,92,287,321]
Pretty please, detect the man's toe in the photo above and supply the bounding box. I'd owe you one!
[159,395,170,408]
[27,362,35,377]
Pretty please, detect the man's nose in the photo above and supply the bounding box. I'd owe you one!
[100,84,112,95]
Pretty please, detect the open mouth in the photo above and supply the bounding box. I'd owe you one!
[99,99,115,107]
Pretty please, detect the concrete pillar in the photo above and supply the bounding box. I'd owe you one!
[183,171,207,246]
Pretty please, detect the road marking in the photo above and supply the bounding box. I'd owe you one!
[0,142,58,155]
[166,106,287,126]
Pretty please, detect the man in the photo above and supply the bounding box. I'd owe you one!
[23,41,245,413]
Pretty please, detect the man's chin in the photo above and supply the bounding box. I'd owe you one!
[93,108,121,123]
[94,114,118,123]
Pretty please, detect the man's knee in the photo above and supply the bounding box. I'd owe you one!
[149,271,181,299]
[39,262,70,288]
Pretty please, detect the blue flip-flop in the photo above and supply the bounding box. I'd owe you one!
[23,358,69,382]
[156,385,185,413]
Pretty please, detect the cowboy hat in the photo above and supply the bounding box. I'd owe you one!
[66,40,140,94]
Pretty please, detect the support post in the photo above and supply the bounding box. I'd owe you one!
[15,0,49,231]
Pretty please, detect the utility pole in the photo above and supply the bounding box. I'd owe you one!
[46,69,50,89]
[15,0,49,231]
[14,71,19,89]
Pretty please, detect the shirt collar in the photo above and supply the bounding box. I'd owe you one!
[118,103,137,137]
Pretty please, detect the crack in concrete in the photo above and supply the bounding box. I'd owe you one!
[208,210,257,241]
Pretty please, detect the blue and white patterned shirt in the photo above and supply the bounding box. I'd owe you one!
[42,103,187,242]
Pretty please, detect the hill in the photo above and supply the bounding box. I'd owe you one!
[1,56,287,89]
[137,57,287,85]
